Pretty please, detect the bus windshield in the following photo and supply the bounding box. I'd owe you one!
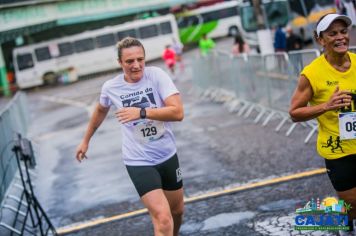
[240,5,256,32]
[240,1,289,32]
[265,1,289,28]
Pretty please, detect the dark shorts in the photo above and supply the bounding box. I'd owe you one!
[325,154,356,192]
[126,154,183,197]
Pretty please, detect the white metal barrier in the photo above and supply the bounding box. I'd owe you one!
[191,47,356,144]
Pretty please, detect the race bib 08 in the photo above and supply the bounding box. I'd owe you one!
[339,112,356,140]
[133,120,165,143]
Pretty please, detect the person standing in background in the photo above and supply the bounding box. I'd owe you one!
[171,38,185,73]
[336,0,356,26]
[232,34,250,56]
[286,26,303,52]
[162,45,176,76]
[273,25,287,52]
[286,26,304,74]
[273,25,287,72]
[343,0,356,26]
[199,34,216,56]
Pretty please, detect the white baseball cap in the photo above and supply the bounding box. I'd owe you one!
[316,13,352,37]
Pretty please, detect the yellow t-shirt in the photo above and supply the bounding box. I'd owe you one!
[301,52,356,160]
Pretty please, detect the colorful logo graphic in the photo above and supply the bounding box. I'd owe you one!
[294,197,351,231]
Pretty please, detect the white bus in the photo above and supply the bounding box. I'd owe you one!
[176,1,244,44]
[13,14,180,89]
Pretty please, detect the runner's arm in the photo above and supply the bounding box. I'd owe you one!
[76,103,110,161]
[146,93,184,121]
[116,93,184,123]
[289,75,351,122]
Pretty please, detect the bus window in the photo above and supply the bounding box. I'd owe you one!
[202,11,217,22]
[139,25,159,39]
[264,2,289,28]
[74,38,95,53]
[202,7,238,22]
[240,6,258,32]
[96,33,115,48]
[16,53,34,71]
[35,46,52,62]
[117,29,137,41]
[240,2,289,31]
[177,15,199,28]
[220,7,239,19]
[58,42,74,57]
[160,22,173,35]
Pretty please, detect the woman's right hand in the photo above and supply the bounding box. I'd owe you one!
[76,141,89,163]
[324,86,351,112]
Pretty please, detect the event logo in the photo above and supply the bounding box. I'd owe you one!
[294,197,351,231]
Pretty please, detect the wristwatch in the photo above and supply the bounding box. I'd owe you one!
[140,107,146,119]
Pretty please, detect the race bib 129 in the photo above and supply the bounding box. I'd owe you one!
[133,120,165,143]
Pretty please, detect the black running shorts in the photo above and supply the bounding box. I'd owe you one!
[325,154,356,192]
[126,154,183,197]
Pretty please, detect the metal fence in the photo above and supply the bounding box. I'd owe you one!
[0,92,56,235]
[191,47,356,143]
[0,92,29,206]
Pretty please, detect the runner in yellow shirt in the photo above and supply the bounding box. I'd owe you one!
[289,13,356,234]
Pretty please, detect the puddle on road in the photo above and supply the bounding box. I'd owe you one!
[258,199,302,212]
[181,211,256,233]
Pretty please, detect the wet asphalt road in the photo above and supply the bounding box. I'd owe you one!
[22,37,349,236]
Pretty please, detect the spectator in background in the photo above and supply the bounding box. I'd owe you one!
[273,25,287,52]
[232,34,250,56]
[273,25,287,72]
[286,26,304,75]
[286,26,303,52]
[162,45,176,75]
[336,0,356,26]
[344,0,356,26]
[336,0,347,14]
[199,34,216,56]
[171,38,185,72]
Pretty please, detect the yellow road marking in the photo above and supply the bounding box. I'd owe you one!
[57,168,326,235]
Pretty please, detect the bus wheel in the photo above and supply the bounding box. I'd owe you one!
[228,26,239,36]
[43,72,57,86]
